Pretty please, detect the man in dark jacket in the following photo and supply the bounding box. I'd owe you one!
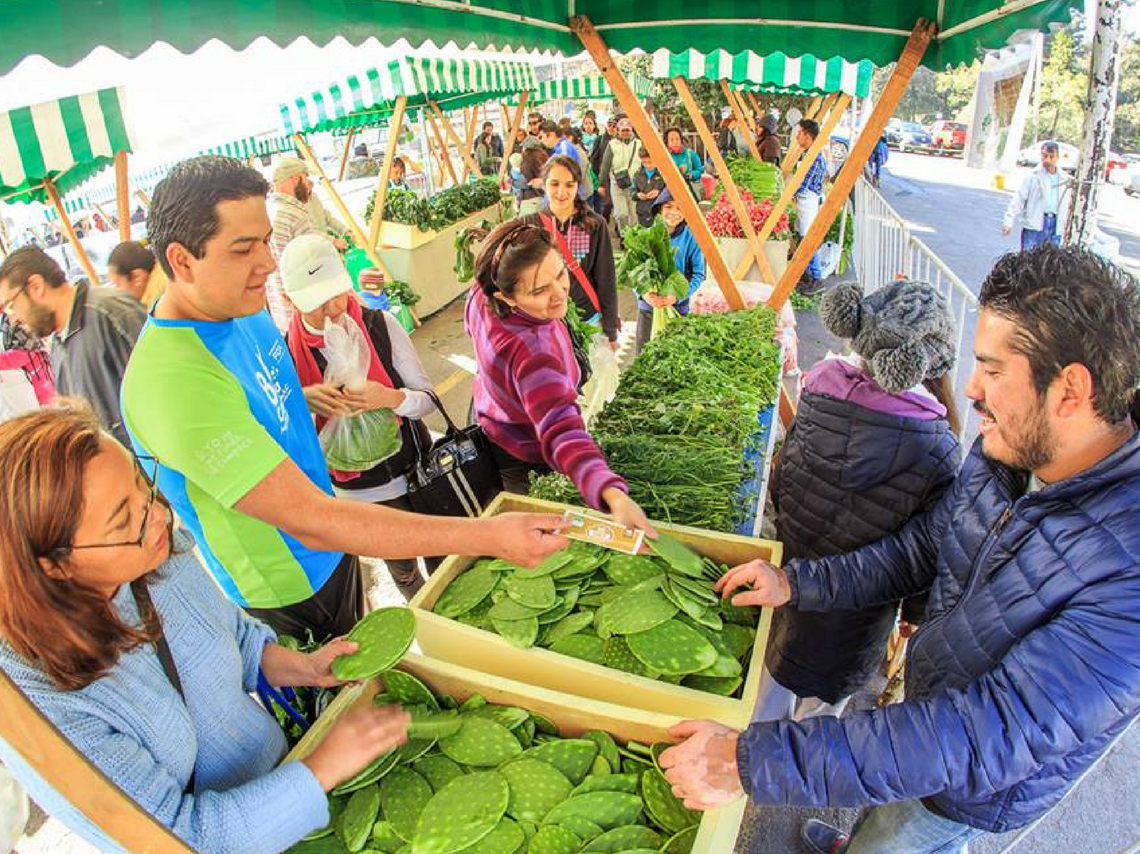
[660,244,1140,854]
[0,245,144,445]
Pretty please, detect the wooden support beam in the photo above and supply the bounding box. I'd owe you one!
[135,189,150,209]
[804,95,825,122]
[674,76,776,285]
[293,133,389,278]
[769,20,936,312]
[746,91,765,125]
[779,384,798,427]
[426,109,460,186]
[731,87,757,136]
[734,93,851,281]
[720,79,762,162]
[461,105,481,182]
[114,151,130,241]
[43,179,99,286]
[499,91,530,186]
[428,101,483,181]
[0,668,196,853]
[337,129,356,182]
[573,15,744,311]
[367,95,408,253]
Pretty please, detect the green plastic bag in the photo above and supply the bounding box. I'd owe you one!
[388,299,415,334]
[343,247,372,289]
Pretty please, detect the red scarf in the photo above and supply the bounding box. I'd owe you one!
[286,298,400,482]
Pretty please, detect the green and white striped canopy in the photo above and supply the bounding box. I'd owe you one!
[78,163,175,206]
[0,87,135,205]
[280,57,538,136]
[43,194,90,221]
[513,72,655,105]
[201,135,296,159]
[652,49,874,98]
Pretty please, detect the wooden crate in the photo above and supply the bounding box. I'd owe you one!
[409,493,782,729]
[285,653,746,854]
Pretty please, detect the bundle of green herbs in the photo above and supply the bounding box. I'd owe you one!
[616,217,690,340]
[530,307,782,532]
[365,178,502,233]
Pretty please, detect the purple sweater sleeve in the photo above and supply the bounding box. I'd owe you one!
[513,348,627,509]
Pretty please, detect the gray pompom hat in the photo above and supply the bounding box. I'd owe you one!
[819,279,956,393]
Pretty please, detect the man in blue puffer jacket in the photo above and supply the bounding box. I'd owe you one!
[660,244,1140,854]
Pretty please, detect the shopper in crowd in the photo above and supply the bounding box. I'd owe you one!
[538,121,588,200]
[580,111,600,153]
[757,114,782,165]
[0,406,412,854]
[0,312,54,407]
[661,244,1140,854]
[632,189,705,355]
[281,234,437,601]
[598,118,640,233]
[715,115,740,158]
[475,121,504,175]
[464,219,651,533]
[518,135,550,216]
[633,147,666,227]
[108,240,167,306]
[793,119,828,293]
[758,279,961,723]
[346,143,379,180]
[589,117,617,217]
[1002,140,1069,250]
[558,117,573,136]
[526,112,543,138]
[869,135,890,187]
[525,155,620,350]
[120,156,567,642]
[511,126,528,156]
[0,246,144,445]
[267,157,348,330]
[567,127,596,201]
[664,127,704,199]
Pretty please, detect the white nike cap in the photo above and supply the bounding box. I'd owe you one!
[280,234,354,313]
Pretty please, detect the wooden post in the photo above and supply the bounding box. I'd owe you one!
[572,15,744,310]
[781,92,835,177]
[292,133,389,275]
[499,91,530,186]
[730,86,757,136]
[734,93,851,280]
[367,95,408,252]
[746,91,765,125]
[426,110,460,187]
[114,151,130,241]
[674,76,776,284]
[461,105,481,182]
[769,21,936,312]
[135,189,150,209]
[0,669,196,853]
[337,128,356,182]
[428,101,484,180]
[43,179,99,285]
[720,79,762,162]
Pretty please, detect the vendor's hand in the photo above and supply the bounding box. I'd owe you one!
[483,512,570,567]
[660,720,745,810]
[305,637,360,688]
[648,189,661,199]
[1001,225,1012,236]
[333,237,350,252]
[343,381,406,413]
[644,293,663,309]
[660,294,678,307]
[302,703,410,791]
[715,559,792,608]
[304,383,352,418]
[598,185,607,197]
[602,488,658,538]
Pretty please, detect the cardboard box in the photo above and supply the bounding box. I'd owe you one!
[409,494,782,729]
[286,653,746,854]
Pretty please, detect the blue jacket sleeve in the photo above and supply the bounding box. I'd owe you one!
[689,150,704,181]
[685,233,706,297]
[739,567,1140,808]
[790,474,958,612]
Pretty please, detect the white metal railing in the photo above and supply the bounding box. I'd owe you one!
[853,176,979,436]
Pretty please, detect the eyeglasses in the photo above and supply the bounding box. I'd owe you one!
[69,456,161,552]
[0,284,27,315]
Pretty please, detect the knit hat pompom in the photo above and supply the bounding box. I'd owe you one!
[819,281,863,340]
[869,338,931,393]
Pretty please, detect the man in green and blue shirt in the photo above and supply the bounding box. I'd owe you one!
[122,156,567,641]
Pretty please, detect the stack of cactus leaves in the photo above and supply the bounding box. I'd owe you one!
[287,669,705,854]
[430,535,759,698]
[330,607,418,681]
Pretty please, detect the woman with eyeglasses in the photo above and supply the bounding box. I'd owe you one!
[0,406,410,853]
[464,220,655,536]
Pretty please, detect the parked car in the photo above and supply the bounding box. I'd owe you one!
[1016,141,1079,172]
[1125,170,1140,197]
[1105,151,1128,183]
[889,121,934,153]
[931,120,968,152]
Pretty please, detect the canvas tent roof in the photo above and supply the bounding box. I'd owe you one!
[652,49,875,98]
[0,87,134,205]
[515,72,655,104]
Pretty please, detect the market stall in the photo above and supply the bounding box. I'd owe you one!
[0,86,136,284]
[278,56,537,317]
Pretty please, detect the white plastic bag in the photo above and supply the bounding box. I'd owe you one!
[0,765,28,853]
[579,333,621,427]
[317,315,402,471]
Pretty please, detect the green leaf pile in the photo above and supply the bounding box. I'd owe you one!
[428,538,758,698]
[709,157,784,203]
[285,671,706,854]
[365,178,503,233]
[530,307,782,532]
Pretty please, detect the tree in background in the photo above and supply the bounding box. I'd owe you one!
[1113,39,1140,153]
[1030,27,1087,144]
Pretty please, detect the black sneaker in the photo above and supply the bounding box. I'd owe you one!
[802,818,849,854]
[796,276,825,297]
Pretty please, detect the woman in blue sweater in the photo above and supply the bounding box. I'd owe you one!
[0,407,410,854]
[633,188,706,353]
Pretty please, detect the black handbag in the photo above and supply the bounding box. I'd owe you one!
[403,391,503,517]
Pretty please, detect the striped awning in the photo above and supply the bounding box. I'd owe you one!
[516,72,655,105]
[280,57,538,136]
[78,163,175,206]
[43,195,90,221]
[0,87,135,205]
[201,135,296,159]
[651,49,874,98]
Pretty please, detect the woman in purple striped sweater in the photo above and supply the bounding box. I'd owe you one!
[464,220,655,534]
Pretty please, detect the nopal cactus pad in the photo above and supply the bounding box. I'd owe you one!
[331,608,416,681]
[410,771,508,854]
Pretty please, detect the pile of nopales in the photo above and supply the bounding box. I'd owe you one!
[530,307,782,532]
[287,668,703,854]
[432,536,758,698]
